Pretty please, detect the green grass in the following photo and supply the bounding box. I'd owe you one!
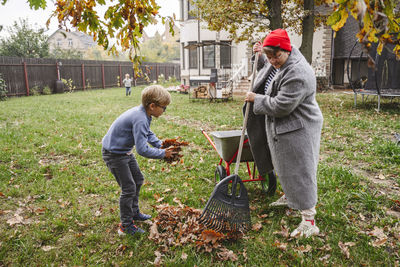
[0,87,399,266]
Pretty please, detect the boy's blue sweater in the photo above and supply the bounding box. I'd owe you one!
[102,105,165,159]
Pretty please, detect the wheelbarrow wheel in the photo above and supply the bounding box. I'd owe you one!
[214,165,227,183]
[261,171,277,196]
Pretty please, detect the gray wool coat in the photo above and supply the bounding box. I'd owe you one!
[249,46,323,210]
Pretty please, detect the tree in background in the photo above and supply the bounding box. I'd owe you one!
[191,0,325,63]
[0,19,49,58]
[139,32,180,63]
[49,47,83,60]
[1,0,175,67]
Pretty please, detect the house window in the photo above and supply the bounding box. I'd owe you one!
[181,43,185,69]
[220,41,231,68]
[57,39,61,46]
[188,0,197,20]
[68,39,73,47]
[188,42,198,69]
[202,43,215,69]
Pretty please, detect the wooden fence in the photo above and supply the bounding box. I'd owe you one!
[0,56,180,96]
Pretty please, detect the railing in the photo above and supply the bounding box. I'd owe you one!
[224,58,248,95]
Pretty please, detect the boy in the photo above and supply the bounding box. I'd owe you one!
[102,85,173,236]
[123,73,132,96]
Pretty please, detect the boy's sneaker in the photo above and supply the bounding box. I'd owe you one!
[290,219,320,238]
[132,212,152,221]
[118,223,145,236]
[269,194,288,207]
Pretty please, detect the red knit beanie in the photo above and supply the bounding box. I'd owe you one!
[262,29,292,52]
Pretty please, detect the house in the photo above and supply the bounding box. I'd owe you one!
[178,0,334,95]
[48,29,96,53]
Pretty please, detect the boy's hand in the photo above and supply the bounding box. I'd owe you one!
[164,148,174,159]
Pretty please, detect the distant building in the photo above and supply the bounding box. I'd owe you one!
[48,29,96,53]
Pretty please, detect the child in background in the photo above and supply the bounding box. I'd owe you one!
[102,85,173,236]
[123,74,132,96]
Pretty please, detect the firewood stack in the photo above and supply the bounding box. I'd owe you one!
[192,85,208,98]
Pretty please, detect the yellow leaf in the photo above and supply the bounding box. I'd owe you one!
[332,8,349,32]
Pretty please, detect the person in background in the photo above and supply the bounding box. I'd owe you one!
[102,85,173,237]
[123,73,132,96]
[245,29,323,238]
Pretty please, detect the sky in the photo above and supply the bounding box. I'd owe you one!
[0,0,180,38]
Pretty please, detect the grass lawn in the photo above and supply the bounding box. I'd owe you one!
[0,85,399,266]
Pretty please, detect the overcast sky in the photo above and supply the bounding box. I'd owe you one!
[0,0,179,38]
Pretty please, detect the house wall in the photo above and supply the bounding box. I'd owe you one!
[48,30,95,53]
[179,0,249,85]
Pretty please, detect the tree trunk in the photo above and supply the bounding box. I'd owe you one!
[300,0,314,64]
[266,0,282,30]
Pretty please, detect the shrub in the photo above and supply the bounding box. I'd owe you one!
[61,78,76,93]
[42,86,52,95]
[168,76,177,83]
[157,73,165,84]
[0,74,7,101]
[30,86,41,96]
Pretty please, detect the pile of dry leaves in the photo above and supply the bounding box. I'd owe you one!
[148,202,243,265]
[161,138,189,164]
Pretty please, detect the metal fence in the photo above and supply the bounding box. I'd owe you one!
[0,56,180,96]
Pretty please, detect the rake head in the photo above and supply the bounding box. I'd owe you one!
[199,174,251,232]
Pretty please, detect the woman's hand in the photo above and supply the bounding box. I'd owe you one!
[253,41,262,53]
[245,92,256,103]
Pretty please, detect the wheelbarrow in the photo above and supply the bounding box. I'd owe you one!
[202,129,273,194]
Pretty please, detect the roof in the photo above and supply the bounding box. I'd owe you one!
[333,16,367,59]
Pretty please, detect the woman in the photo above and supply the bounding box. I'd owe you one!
[245,29,323,238]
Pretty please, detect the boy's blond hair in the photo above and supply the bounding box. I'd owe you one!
[141,85,171,107]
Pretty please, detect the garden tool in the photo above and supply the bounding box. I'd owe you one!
[199,53,260,232]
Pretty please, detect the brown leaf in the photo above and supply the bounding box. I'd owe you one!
[338,241,350,259]
[201,229,224,245]
[149,222,159,240]
[7,213,24,226]
[294,244,312,253]
[371,238,388,247]
[181,252,188,261]
[41,246,56,251]
[217,247,238,261]
[272,240,287,251]
[0,192,5,198]
[273,225,289,238]
[153,251,163,266]
[368,226,387,239]
[252,222,262,231]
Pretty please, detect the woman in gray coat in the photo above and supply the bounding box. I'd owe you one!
[245,29,323,238]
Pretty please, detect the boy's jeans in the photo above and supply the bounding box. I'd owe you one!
[125,87,131,96]
[102,149,144,227]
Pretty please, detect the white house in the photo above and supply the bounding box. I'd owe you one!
[178,0,333,95]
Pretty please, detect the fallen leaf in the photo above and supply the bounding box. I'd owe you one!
[272,240,287,251]
[338,241,350,259]
[273,225,289,238]
[7,214,24,226]
[319,254,331,261]
[181,252,188,261]
[294,244,312,253]
[0,192,5,197]
[149,223,159,240]
[154,251,163,266]
[217,248,238,261]
[252,222,262,231]
[378,173,385,180]
[41,246,56,251]
[368,226,387,239]
[371,238,388,247]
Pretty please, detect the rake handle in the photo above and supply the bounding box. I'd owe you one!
[233,53,260,177]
